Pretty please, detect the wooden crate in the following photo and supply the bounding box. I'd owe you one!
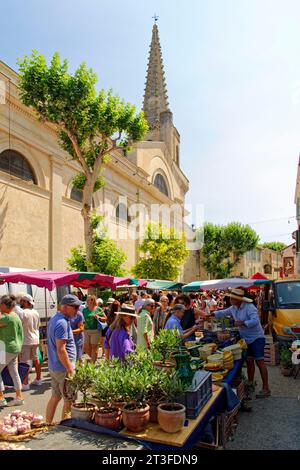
[264,335,274,344]
[231,378,245,401]
[193,417,222,450]
[264,342,279,365]
[217,405,240,447]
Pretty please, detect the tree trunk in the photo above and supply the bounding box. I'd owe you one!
[82,180,94,271]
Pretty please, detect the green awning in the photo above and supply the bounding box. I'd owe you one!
[146,280,183,291]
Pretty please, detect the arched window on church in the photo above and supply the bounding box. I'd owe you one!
[70,186,83,203]
[70,186,96,207]
[0,149,37,184]
[116,203,130,222]
[154,173,169,197]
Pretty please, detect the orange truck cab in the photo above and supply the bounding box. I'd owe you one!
[268,279,300,344]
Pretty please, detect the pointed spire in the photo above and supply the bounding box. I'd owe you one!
[143,22,170,135]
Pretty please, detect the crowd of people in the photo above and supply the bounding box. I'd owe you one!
[0,293,42,407]
[0,286,269,423]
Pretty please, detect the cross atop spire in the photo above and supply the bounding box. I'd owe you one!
[143,21,170,136]
[152,13,159,23]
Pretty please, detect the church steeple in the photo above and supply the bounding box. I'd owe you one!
[143,21,170,137]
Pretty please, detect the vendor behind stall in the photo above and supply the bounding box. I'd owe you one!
[165,304,200,341]
[214,288,270,399]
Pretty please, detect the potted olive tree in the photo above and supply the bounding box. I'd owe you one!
[92,361,123,431]
[157,372,187,433]
[217,317,231,342]
[279,346,293,377]
[121,365,151,433]
[241,376,257,411]
[68,363,97,421]
[150,329,181,369]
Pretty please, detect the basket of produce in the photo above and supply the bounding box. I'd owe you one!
[0,410,47,442]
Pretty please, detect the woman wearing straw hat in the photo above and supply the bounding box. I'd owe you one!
[104,306,137,362]
[214,288,270,399]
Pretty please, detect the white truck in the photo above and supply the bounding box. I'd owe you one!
[0,266,70,325]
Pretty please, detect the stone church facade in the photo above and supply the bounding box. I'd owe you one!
[0,23,197,281]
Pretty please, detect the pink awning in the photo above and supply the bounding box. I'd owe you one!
[0,271,133,291]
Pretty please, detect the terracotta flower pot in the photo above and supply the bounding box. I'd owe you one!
[122,403,150,432]
[217,331,231,342]
[157,403,186,433]
[71,402,96,422]
[153,360,176,372]
[90,397,109,408]
[280,365,292,377]
[148,400,162,423]
[95,407,122,430]
[111,400,127,410]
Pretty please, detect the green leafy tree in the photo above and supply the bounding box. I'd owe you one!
[18,51,148,268]
[67,219,127,276]
[261,242,287,252]
[132,223,189,280]
[201,222,259,278]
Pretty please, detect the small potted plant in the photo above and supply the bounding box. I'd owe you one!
[120,359,153,432]
[279,346,293,377]
[217,317,231,342]
[241,377,257,411]
[68,363,97,421]
[91,363,123,430]
[150,329,181,369]
[157,372,187,433]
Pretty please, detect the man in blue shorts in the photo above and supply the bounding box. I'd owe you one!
[46,294,81,424]
[214,288,270,398]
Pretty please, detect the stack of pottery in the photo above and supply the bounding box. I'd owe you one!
[223,344,242,361]
[223,350,234,370]
[199,345,213,361]
[207,353,223,368]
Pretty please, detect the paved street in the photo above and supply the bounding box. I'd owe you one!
[226,365,300,450]
[1,362,300,450]
[0,365,63,422]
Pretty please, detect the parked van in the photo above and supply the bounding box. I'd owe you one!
[0,267,70,328]
[267,279,300,344]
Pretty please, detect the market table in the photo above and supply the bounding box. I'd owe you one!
[120,387,226,451]
[223,358,244,385]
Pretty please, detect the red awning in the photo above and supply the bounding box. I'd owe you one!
[250,272,268,280]
[0,271,140,291]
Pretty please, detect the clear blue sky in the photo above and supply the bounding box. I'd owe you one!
[1,0,299,245]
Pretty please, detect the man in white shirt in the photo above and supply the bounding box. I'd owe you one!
[134,292,147,313]
[19,294,42,389]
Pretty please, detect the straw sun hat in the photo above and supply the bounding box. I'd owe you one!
[117,305,138,317]
[225,288,253,303]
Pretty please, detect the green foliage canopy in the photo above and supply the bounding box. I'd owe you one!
[201,222,259,278]
[261,242,287,252]
[132,223,189,280]
[67,217,127,276]
[18,51,148,266]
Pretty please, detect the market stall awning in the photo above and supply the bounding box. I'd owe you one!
[182,278,256,292]
[0,271,135,291]
[250,272,268,280]
[146,280,183,291]
[250,272,272,285]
